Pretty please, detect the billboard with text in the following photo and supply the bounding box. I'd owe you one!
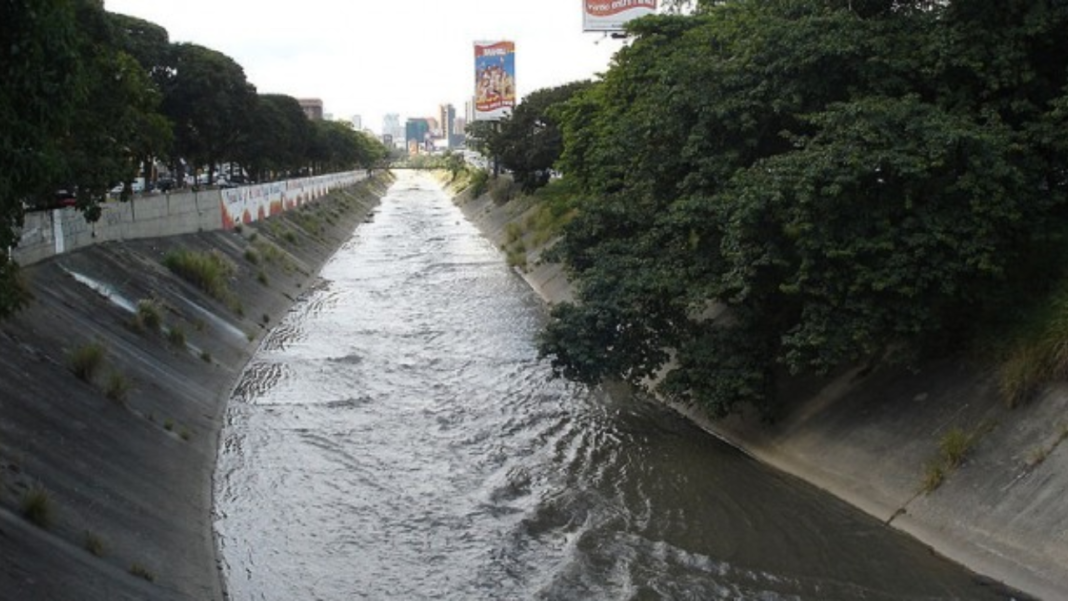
[583,0,656,32]
[474,41,516,121]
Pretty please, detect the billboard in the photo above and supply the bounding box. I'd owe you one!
[474,41,516,121]
[582,0,657,32]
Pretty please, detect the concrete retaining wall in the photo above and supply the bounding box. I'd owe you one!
[13,171,367,267]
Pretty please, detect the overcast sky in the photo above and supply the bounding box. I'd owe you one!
[104,0,629,133]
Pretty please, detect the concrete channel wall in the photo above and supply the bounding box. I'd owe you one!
[0,175,391,601]
[13,171,367,266]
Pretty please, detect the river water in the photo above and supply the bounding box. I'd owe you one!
[214,171,1015,600]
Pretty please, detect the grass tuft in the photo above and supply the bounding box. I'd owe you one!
[939,428,971,469]
[104,371,130,403]
[135,299,163,332]
[21,484,53,528]
[84,530,105,557]
[129,563,155,582]
[994,279,1068,407]
[69,342,106,382]
[162,249,235,302]
[921,461,945,493]
[167,326,186,348]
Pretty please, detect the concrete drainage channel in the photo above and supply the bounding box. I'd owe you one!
[0,176,391,601]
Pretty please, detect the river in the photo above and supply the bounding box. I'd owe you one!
[213,171,1016,600]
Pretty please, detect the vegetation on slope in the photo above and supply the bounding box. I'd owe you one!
[521,1,1068,417]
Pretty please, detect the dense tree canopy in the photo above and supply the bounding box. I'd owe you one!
[1,2,388,319]
[496,81,593,191]
[162,43,257,184]
[240,94,314,182]
[540,0,1068,417]
[0,0,82,314]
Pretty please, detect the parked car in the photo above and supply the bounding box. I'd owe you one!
[156,176,177,192]
[110,178,146,195]
[24,189,77,212]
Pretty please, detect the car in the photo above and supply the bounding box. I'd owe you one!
[24,189,77,212]
[156,176,177,192]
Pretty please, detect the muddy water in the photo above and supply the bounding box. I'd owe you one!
[214,171,1015,600]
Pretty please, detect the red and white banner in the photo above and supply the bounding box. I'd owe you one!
[582,0,656,32]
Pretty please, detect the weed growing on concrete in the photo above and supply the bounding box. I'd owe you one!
[244,249,260,265]
[261,313,270,325]
[469,169,489,197]
[84,530,105,556]
[921,462,945,493]
[256,270,269,286]
[992,279,1068,407]
[939,428,971,469]
[163,418,174,431]
[69,342,106,382]
[167,326,186,348]
[507,246,528,271]
[135,300,163,333]
[162,249,235,302]
[180,428,191,441]
[248,232,259,243]
[200,350,212,363]
[504,222,523,245]
[129,563,155,582]
[104,371,130,404]
[21,484,53,528]
[490,176,517,204]
[921,423,991,494]
[283,231,298,245]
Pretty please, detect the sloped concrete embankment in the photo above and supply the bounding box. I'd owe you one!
[0,175,392,601]
[451,181,1068,601]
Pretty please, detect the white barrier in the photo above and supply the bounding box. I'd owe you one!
[13,171,366,266]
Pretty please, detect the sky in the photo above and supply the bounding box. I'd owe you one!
[104,0,630,134]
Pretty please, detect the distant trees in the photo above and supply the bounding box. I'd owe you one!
[466,81,592,191]
[539,0,1068,417]
[240,94,312,182]
[497,81,592,191]
[162,43,257,186]
[0,0,387,318]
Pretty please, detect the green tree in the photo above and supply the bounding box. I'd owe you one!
[0,0,82,315]
[162,43,256,184]
[495,81,592,192]
[240,94,313,182]
[540,0,1068,417]
[59,1,172,208]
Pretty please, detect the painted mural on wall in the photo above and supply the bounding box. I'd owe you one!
[220,172,363,230]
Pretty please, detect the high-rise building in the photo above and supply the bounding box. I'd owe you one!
[453,117,467,147]
[464,100,475,126]
[405,118,431,148]
[298,98,324,120]
[439,104,457,148]
[352,114,363,131]
[382,114,403,144]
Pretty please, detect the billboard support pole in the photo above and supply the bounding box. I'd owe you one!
[492,121,501,178]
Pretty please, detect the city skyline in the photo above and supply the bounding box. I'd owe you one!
[104,0,630,135]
